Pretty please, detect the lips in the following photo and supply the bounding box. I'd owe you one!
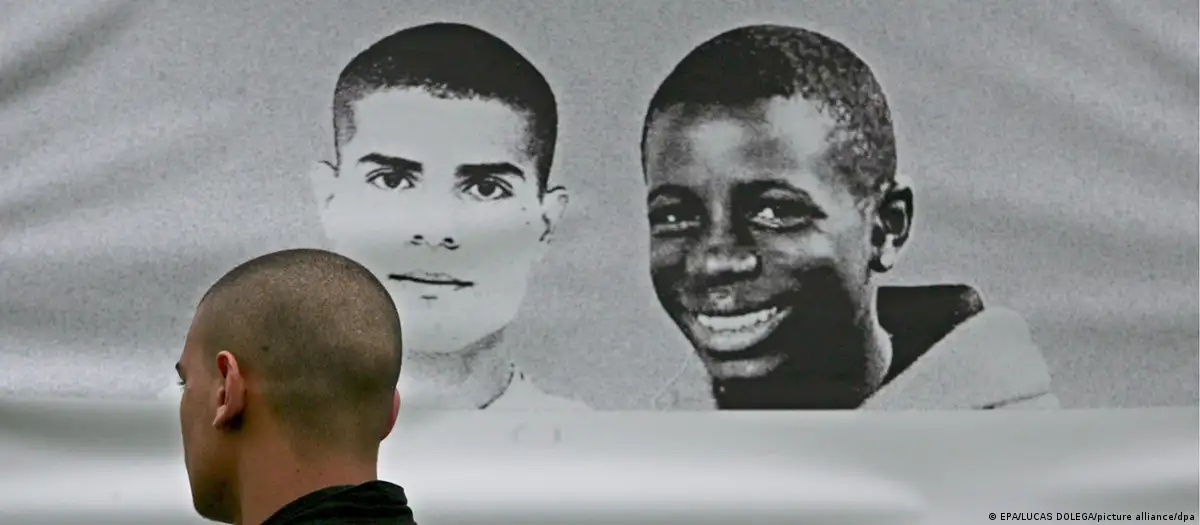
[684,305,792,354]
[387,271,474,289]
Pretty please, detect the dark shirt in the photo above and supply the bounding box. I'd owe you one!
[260,481,417,525]
[713,284,985,409]
[876,284,984,383]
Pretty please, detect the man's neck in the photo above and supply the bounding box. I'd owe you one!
[712,308,893,410]
[400,330,514,409]
[235,446,379,525]
[864,319,893,390]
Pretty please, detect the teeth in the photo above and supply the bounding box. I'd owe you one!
[696,308,780,332]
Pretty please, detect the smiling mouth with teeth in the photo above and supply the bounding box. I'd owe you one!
[685,306,793,354]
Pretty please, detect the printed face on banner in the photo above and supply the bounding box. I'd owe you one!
[314,88,561,355]
[643,97,879,382]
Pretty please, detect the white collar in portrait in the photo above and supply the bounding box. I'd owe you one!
[485,367,591,411]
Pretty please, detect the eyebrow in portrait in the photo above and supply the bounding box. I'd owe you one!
[456,162,525,180]
[647,184,695,203]
[358,153,423,173]
[737,179,820,203]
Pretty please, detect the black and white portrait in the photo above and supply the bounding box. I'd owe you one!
[2,1,1193,413]
[306,23,584,410]
[642,25,1059,410]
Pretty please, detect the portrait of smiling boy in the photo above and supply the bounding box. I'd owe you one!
[642,24,1058,410]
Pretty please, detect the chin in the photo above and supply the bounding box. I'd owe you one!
[698,350,788,380]
[191,483,234,524]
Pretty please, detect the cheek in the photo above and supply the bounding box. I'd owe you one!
[180,399,199,442]
[462,201,545,257]
[756,231,839,274]
[833,222,875,270]
[649,237,688,273]
[649,239,691,308]
[320,195,408,251]
[498,200,546,235]
[181,416,202,473]
[322,193,547,253]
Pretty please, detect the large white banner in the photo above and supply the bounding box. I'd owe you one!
[0,0,1196,522]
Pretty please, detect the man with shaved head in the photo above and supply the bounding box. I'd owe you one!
[173,248,416,524]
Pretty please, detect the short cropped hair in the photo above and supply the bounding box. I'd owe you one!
[198,249,403,455]
[332,22,558,189]
[641,24,896,198]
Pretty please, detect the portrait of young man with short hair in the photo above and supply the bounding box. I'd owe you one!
[641,24,1059,410]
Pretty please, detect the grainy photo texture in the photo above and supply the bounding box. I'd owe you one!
[1,1,1193,411]
[308,23,587,410]
[642,25,1058,409]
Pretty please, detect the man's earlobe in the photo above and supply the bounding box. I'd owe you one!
[538,185,570,243]
[883,176,913,236]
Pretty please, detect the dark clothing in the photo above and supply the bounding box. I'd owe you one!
[712,284,1059,410]
[713,284,985,409]
[260,481,416,525]
[876,284,985,383]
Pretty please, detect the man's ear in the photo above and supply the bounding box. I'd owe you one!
[308,161,338,241]
[869,174,914,273]
[538,185,570,243]
[211,351,246,430]
[381,389,400,441]
[309,160,338,213]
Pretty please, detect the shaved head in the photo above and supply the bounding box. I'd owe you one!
[192,248,403,453]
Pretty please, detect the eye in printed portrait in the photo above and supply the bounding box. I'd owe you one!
[308,22,584,410]
[641,25,1058,411]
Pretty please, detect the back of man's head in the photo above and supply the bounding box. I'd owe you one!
[193,248,403,455]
